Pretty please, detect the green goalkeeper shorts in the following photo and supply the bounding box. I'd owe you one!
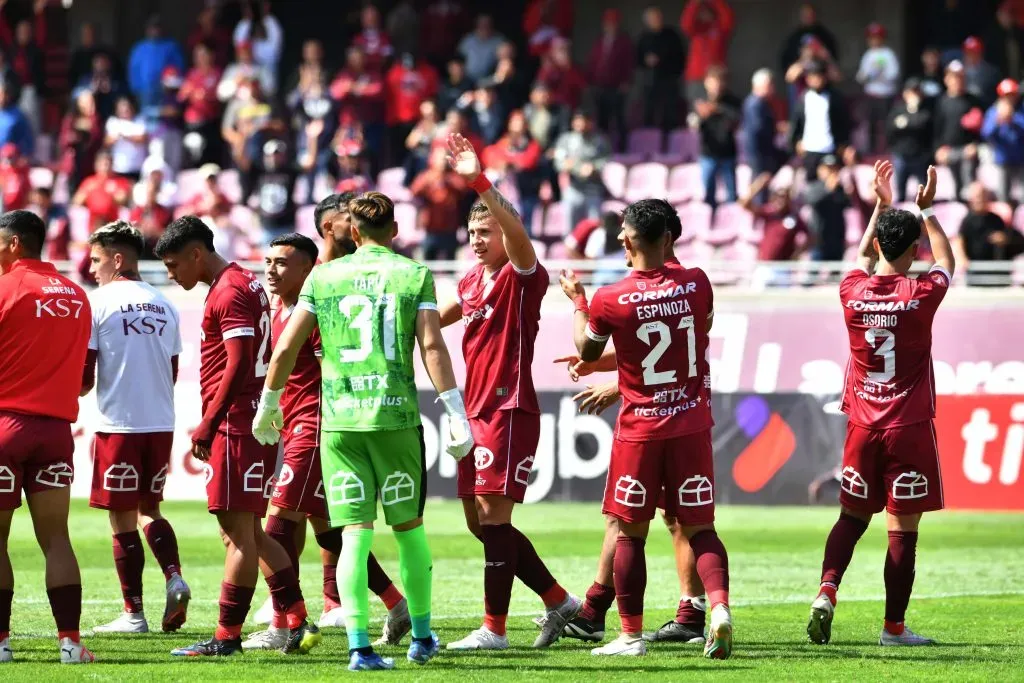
[320,427,426,527]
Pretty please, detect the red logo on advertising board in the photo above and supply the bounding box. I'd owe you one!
[935,397,1024,510]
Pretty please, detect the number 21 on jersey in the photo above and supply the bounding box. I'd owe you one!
[636,315,697,386]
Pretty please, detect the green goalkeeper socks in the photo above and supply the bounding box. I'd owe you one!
[394,524,433,639]
[340,527,373,650]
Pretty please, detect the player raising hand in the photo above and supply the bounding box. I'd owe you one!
[439,133,582,651]
[808,160,954,647]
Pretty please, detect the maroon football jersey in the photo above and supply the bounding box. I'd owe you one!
[271,304,321,450]
[457,260,548,417]
[200,263,271,435]
[839,265,950,428]
[588,263,714,442]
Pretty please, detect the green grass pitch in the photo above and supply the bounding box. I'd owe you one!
[3,500,1023,681]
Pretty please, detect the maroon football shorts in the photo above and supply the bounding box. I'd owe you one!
[840,420,944,516]
[89,431,174,511]
[603,429,716,526]
[204,425,277,515]
[0,411,75,510]
[457,409,540,504]
[271,444,327,519]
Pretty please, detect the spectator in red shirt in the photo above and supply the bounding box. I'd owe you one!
[537,38,586,111]
[421,0,469,69]
[681,0,735,104]
[353,5,393,74]
[331,46,386,163]
[410,146,467,259]
[524,0,574,57]
[0,143,29,211]
[564,211,621,259]
[187,7,232,68]
[58,90,103,194]
[483,110,544,233]
[586,9,634,148]
[180,43,223,168]
[129,169,173,257]
[72,149,132,231]
[386,53,439,165]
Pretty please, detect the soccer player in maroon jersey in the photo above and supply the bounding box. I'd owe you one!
[808,161,954,647]
[563,198,733,658]
[243,232,411,649]
[0,210,95,664]
[154,216,321,657]
[553,201,709,645]
[439,134,580,650]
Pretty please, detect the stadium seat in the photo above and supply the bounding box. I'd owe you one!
[845,207,864,245]
[295,205,316,238]
[377,167,412,202]
[393,202,424,247]
[530,204,546,236]
[852,164,875,201]
[624,162,669,202]
[653,128,697,164]
[29,166,54,189]
[175,169,203,203]
[611,152,644,166]
[68,205,91,242]
[530,239,547,259]
[229,205,257,237]
[674,202,712,244]
[932,202,968,238]
[547,241,570,260]
[541,202,568,237]
[626,128,663,159]
[601,161,627,199]
[666,163,703,204]
[990,201,1013,226]
[977,163,1001,198]
[601,199,627,215]
[702,203,746,245]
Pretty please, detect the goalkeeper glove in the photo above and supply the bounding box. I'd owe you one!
[437,388,473,461]
[252,388,284,446]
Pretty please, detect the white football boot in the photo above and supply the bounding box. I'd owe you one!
[162,573,191,632]
[446,627,509,650]
[373,598,411,646]
[94,611,149,634]
[534,593,582,648]
[807,594,835,645]
[703,604,733,659]
[59,637,95,664]
[0,636,12,662]
[251,596,274,625]
[879,626,935,646]
[590,634,646,656]
[317,606,346,629]
[241,626,289,650]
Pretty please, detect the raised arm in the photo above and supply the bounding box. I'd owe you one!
[447,132,536,273]
[560,268,607,362]
[855,159,894,273]
[916,165,956,277]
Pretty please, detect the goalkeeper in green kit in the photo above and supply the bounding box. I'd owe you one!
[253,191,474,670]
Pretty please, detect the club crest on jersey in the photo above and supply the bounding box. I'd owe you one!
[150,465,168,494]
[614,475,647,508]
[514,456,535,486]
[202,463,214,486]
[103,463,139,492]
[637,281,647,291]
[474,447,495,470]
[677,475,713,507]
[892,471,929,500]
[381,472,415,506]
[242,462,265,492]
[276,465,295,488]
[0,466,14,493]
[328,471,365,505]
[841,466,868,499]
[35,463,73,488]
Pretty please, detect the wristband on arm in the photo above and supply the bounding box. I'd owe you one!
[573,294,590,315]
[468,174,492,194]
[437,388,468,418]
[919,207,935,220]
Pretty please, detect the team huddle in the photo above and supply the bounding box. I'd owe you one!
[0,132,952,668]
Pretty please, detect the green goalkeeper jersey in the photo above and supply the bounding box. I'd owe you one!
[298,245,437,432]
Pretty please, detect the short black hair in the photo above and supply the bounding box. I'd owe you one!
[88,220,145,257]
[875,208,921,262]
[154,214,215,257]
[0,209,45,257]
[269,232,319,264]
[313,192,355,237]
[622,199,669,246]
[647,198,681,241]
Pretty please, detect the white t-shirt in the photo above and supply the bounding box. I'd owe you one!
[105,116,148,174]
[88,280,182,433]
[801,89,835,154]
[857,47,900,98]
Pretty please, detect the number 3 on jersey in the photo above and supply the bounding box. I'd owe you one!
[865,327,895,383]
[636,315,697,386]
[338,294,397,362]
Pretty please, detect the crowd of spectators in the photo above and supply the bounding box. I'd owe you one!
[0,0,1023,284]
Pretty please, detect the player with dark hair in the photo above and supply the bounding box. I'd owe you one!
[244,232,411,649]
[313,192,357,261]
[562,198,733,658]
[808,160,954,647]
[82,221,191,635]
[154,216,321,657]
[0,210,95,663]
[254,191,472,670]
[551,200,710,645]
[438,134,581,651]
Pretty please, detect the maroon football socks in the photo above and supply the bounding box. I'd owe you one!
[266,568,308,629]
[690,530,730,608]
[113,531,145,613]
[818,513,870,605]
[265,516,301,573]
[614,535,647,634]
[47,584,82,642]
[481,524,517,636]
[215,582,255,640]
[0,587,12,641]
[883,530,918,633]
[579,581,616,623]
[143,519,182,580]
